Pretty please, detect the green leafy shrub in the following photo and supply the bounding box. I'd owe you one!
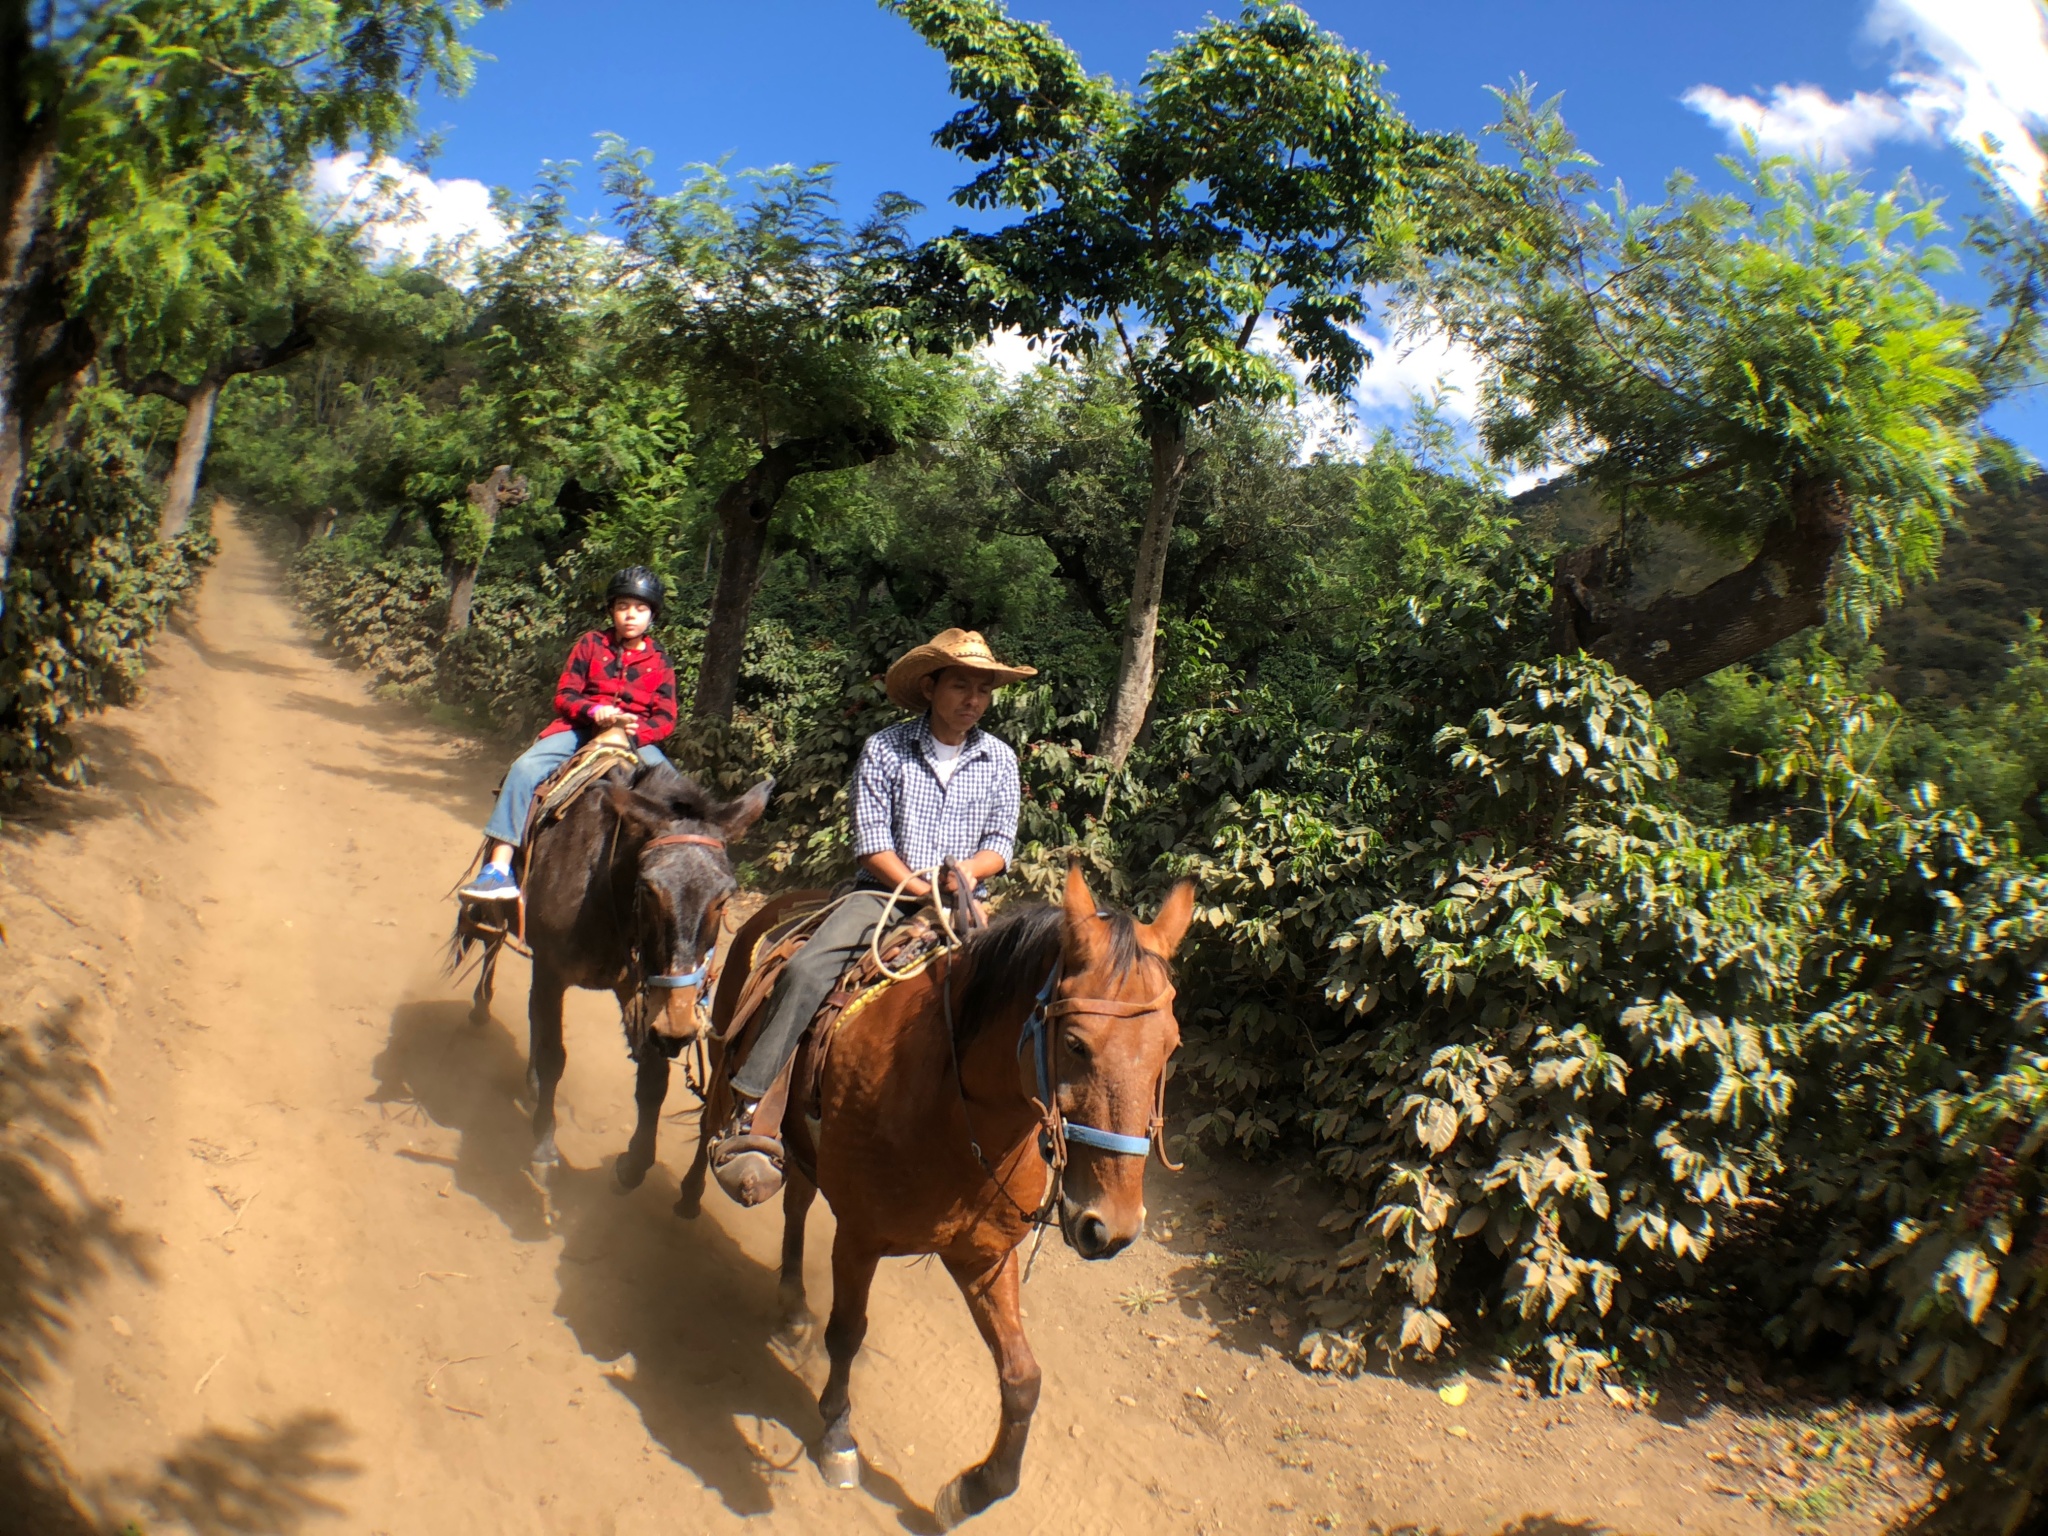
[0,429,215,794]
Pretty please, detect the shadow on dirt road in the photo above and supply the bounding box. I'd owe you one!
[367,994,930,1523]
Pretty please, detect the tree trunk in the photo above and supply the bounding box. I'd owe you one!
[443,562,481,638]
[1554,477,1852,697]
[444,465,526,638]
[693,482,774,722]
[0,96,89,615]
[691,425,899,721]
[118,312,318,543]
[0,7,43,612]
[1098,423,1193,768]
[158,377,221,540]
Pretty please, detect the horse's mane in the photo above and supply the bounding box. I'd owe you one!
[953,899,1168,1044]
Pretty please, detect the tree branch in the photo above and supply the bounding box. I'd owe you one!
[1553,477,1851,696]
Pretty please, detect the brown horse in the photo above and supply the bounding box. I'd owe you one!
[457,759,771,1185]
[681,863,1193,1527]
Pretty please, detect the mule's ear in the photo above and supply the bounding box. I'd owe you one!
[711,777,774,841]
[1140,878,1198,960]
[604,784,669,843]
[1061,860,1107,970]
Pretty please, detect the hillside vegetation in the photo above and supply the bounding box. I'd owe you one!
[6,2,2048,1531]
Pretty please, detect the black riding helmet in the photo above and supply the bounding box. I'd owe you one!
[605,565,664,621]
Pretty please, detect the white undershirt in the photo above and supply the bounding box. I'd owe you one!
[928,736,966,787]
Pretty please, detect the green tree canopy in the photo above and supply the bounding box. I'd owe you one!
[600,144,961,720]
[1399,84,2046,694]
[890,0,1492,764]
[0,0,498,608]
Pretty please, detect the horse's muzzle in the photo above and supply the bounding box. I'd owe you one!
[1064,1201,1134,1260]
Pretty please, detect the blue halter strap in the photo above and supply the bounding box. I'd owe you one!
[1017,962,1159,1160]
[642,947,714,991]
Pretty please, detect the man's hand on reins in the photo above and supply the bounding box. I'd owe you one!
[860,849,931,898]
[859,848,1007,900]
[938,851,1006,895]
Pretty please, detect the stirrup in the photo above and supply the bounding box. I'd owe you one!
[710,1132,786,1207]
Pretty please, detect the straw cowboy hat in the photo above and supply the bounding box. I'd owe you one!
[884,628,1037,712]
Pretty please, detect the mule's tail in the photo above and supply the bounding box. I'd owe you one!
[442,839,494,978]
[444,917,475,978]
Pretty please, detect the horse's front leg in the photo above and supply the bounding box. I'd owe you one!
[933,1248,1040,1529]
[527,966,568,1170]
[776,1170,819,1344]
[614,1019,670,1193]
[816,1230,881,1490]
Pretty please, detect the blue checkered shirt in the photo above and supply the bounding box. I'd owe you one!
[851,718,1020,885]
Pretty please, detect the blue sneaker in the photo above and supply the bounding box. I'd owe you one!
[461,865,521,902]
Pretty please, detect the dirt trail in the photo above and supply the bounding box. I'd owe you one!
[0,512,1883,1536]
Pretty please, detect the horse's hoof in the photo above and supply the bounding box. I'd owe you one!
[673,1183,702,1220]
[932,1474,978,1529]
[817,1445,860,1490]
[613,1154,648,1194]
[773,1307,818,1351]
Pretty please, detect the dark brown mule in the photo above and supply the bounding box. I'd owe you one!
[681,864,1193,1527]
[456,760,771,1186]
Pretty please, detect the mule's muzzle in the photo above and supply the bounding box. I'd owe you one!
[643,960,712,1041]
[656,985,706,1041]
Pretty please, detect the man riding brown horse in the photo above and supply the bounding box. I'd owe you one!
[706,627,1034,1201]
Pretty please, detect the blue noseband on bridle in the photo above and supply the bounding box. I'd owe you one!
[1017,961,1170,1163]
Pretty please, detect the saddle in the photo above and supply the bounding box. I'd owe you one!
[532,727,641,828]
[709,866,988,1206]
[456,727,642,956]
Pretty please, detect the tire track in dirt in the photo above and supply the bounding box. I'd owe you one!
[0,511,1820,1535]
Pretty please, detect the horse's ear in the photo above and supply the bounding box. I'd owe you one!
[1061,861,1107,970]
[604,784,668,843]
[1140,878,1197,960]
[710,777,774,841]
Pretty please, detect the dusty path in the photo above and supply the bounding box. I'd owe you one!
[0,512,1896,1536]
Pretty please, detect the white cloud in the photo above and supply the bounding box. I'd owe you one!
[974,326,1049,380]
[1679,82,1934,162]
[1683,0,2048,202]
[310,152,510,270]
[1349,326,1487,424]
[1871,0,2048,199]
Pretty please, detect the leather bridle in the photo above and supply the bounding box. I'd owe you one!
[1021,961,1183,1173]
[629,831,729,1009]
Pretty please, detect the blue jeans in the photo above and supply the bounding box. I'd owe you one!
[483,731,671,845]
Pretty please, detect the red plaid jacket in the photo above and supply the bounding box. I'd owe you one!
[538,629,679,747]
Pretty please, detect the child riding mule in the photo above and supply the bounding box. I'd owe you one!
[681,862,1193,1528]
[454,757,771,1185]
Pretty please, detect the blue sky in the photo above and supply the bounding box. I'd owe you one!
[318,0,2048,461]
